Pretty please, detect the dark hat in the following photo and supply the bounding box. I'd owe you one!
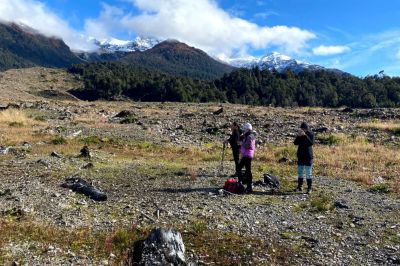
[300,122,309,130]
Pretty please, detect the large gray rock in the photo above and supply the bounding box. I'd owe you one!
[127,228,186,266]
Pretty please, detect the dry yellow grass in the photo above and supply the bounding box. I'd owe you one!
[0,109,31,125]
[254,137,400,193]
[358,120,400,132]
[0,109,49,145]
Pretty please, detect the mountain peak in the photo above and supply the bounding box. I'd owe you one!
[226,52,326,73]
[262,52,292,61]
[92,36,162,53]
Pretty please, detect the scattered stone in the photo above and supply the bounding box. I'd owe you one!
[115,110,135,118]
[127,228,186,266]
[334,200,350,209]
[2,207,25,218]
[314,127,329,133]
[79,146,92,159]
[205,127,219,135]
[213,107,224,115]
[36,159,49,167]
[51,151,63,158]
[342,107,354,113]
[83,162,94,169]
[0,188,12,197]
[278,157,292,164]
[0,146,10,155]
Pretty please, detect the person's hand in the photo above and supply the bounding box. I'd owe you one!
[297,130,306,136]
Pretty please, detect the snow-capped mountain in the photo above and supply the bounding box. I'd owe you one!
[227,52,325,73]
[93,37,162,53]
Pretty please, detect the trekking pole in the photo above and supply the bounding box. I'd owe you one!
[220,142,226,173]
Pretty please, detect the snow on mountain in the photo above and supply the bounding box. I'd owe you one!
[92,37,162,53]
[227,52,324,73]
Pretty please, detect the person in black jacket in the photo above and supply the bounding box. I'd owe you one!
[225,122,241,176]
[294,122,315,193]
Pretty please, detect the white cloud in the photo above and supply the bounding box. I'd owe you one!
[90,0,315,58]
[84,3,125,40]
[0,0,95,51]
[312,45,350,56]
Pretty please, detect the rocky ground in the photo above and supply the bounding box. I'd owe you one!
[0,69,400,265]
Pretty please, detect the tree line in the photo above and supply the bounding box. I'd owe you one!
[69,62,400,108]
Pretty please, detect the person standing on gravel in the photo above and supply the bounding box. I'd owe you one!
[294,122,315,194]
[224,122,242,176]
[237,122,256,193]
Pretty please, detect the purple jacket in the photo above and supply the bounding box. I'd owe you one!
[240,132,256,158]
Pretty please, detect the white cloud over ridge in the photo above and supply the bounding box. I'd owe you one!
[313,45,350,56]
[87,0,316,58]
[0,0,316,58]
[0,0,95,51]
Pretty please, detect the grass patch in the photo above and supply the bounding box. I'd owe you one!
[358,120,400,134]
[310,192,334,212]
[368,183,391,194]
[0,217,149,264]
[8,121,24,127]
[0,109,31,125]
[292,191,334,213]
[316,133,368,146]
[120,116,138,124]
[33,115,47,122]
[183,221,294,265]
[51,136,67,145]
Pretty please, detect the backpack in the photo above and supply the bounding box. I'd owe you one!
[223,178,245,194]
[263,173,280,189]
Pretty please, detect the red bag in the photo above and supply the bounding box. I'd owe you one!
[223,178,245,194]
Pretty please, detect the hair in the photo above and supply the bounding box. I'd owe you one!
[300,122,309,130]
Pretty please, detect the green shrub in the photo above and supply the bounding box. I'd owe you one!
[310,192,334,212]
[8,121,24,127]
[51,136,67,145]
[120,116,138,124]
[368,183,391,193]
[34,115,46,122]
[316,134,344,145]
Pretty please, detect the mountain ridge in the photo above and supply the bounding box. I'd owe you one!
[0,22,82,71]
[226,52,344,74]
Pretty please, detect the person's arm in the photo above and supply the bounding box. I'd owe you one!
[304,132,314,146]
[294,136,300,145]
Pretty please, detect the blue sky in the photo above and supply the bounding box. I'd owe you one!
[1,0,400,76]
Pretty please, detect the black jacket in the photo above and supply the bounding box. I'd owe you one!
[294,131,314,166]
[228,129,241,149]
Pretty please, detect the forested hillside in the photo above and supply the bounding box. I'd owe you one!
[0,23,82,71]
[69,62,400,108]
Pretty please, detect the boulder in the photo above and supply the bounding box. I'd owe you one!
[127,228,186,266]
[79,146,92,159]
[115,110,135,118]
[213,107,224,115]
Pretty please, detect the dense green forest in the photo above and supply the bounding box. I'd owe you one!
[69,62,400,108]
[120,41,234,80]
[69,62,226,102]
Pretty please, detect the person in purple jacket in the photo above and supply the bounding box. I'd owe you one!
[237,122,256,193]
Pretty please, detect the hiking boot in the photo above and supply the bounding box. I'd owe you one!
[245,184,253,193]
[295,187,302,192]
[306,179,312,194]
[295,178,304,192]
